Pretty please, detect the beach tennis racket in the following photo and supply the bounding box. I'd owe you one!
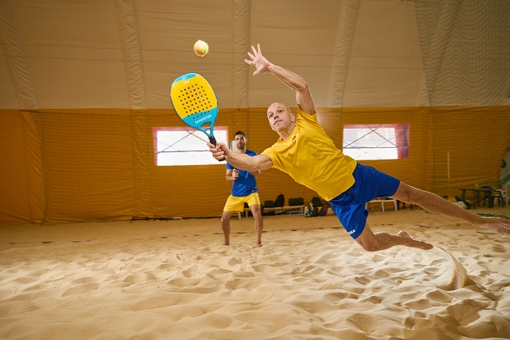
[170,72,224,161]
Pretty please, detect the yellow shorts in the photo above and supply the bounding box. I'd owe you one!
[223,193,261,212]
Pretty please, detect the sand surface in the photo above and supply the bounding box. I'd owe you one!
[1,209,509,339]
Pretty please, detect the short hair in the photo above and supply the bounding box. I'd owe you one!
[234,131,246,138]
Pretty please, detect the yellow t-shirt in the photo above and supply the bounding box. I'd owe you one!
[262,109,357,201]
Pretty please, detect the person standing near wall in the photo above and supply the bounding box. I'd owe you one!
[221,131,263,247]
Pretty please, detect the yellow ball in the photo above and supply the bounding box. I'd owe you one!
[456,222,461,226]
[194,40,209,57]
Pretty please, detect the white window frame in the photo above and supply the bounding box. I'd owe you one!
[343,124,410,160]
[154,126,229,166]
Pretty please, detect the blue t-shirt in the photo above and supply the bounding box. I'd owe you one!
[226,149,258,197]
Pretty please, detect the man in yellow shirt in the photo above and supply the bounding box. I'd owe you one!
[209,44,510,252]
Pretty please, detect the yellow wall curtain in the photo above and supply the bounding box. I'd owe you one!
[1,107,509,226]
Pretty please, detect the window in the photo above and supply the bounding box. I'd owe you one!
[154,126,228,166]
[343,124,410,160]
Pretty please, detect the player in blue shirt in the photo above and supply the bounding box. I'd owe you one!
[222,131,264,247]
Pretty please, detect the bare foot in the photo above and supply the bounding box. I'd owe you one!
[223,241,230,246]
[397,231,433,250]
[477,218,510,234]
[256,242,262,248]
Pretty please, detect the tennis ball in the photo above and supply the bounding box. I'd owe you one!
[456,222,461,226]
[194,40,209,57]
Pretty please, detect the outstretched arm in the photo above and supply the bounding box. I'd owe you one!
[208,142,272,172]
[244,44,315,115]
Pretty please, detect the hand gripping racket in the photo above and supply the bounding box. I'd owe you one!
[170,72,225,161]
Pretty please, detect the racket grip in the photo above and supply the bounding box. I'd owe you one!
[209,136,226,162]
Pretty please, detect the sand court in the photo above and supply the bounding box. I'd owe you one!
[1,210,509,339]
[1,2,510,339]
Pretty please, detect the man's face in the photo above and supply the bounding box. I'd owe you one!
[235,134,246,150]
[267,102,294,132]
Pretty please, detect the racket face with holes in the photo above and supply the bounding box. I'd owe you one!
[170,73,218,140]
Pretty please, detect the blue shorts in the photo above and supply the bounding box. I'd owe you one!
[329,163,400,239]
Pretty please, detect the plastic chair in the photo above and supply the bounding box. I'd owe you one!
[481,186,505,207]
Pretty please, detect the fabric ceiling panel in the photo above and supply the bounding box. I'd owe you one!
[343,0,424,107]
[136,0,236,109]
[8,0,129,108]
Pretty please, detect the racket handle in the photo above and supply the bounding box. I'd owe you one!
[209,136,226,162]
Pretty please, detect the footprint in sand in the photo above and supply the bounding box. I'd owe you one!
[70,277,97,285]
[373,269,390,278]
[426,290,453,303]
[61,283,99,297]
[491,244,506,253]
[228,257,242,266]
[354,276,370,285]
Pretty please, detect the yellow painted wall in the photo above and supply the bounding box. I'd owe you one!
[1,107,509,226]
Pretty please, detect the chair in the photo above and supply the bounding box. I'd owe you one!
[366,197,398,212]
[481,186,505,208]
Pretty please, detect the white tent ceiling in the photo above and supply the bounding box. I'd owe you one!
[0,0,508,111]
